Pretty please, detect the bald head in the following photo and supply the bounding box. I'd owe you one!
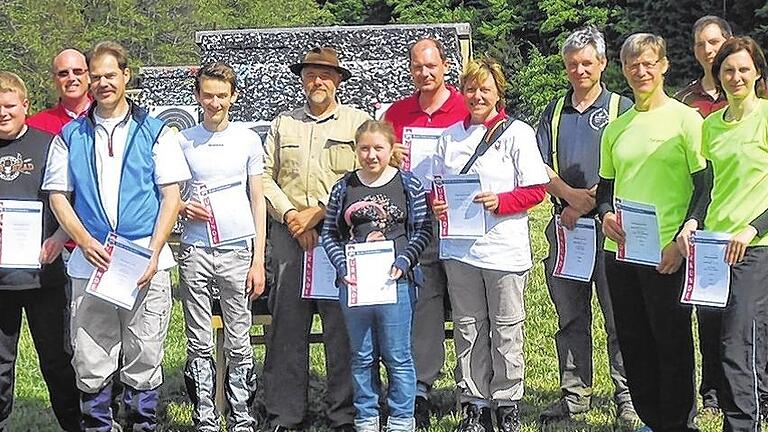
[408,38,449,94]
[51,48,89,104]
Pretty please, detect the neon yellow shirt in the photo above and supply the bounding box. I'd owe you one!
[703,99,768,246]
[600,99,706,252]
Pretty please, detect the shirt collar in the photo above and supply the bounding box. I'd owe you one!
[690,79,727,102]
[302,103,340,122]
[407,85,463,114]
[563,83,610,110]
[58,95,93,119]
[463,107,507,129]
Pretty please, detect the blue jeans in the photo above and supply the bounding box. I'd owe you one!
[339,280,416,420]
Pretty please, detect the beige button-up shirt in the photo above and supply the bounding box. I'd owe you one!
[263,103,371,222]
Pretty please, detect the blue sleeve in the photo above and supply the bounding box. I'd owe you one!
[320,181,348,279]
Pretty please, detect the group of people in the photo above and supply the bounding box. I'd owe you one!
[0,13,767,432]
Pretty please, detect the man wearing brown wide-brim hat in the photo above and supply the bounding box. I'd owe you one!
[289,46,353,81]
[261,45,370,432]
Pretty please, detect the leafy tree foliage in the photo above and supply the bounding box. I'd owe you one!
[3,0,768,121]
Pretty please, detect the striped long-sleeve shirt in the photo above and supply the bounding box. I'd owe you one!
[321,169,432,282]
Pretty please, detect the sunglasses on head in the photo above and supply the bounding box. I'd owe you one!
[56,68,88,78]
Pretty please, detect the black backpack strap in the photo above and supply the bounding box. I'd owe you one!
[459,118,514,175]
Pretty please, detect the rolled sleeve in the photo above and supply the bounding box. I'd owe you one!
[153,127,191,185]
[41,135,73,192]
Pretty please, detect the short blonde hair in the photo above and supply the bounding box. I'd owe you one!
[0,71,28,99]
[620,33,667,65]
[460,57,507,108]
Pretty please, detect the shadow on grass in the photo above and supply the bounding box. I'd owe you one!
[8,397,62,432]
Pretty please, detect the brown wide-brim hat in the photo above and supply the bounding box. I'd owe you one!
[289,47,352,81]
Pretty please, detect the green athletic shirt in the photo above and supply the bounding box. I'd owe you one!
[703,99,768,246]
[600,98,706,252]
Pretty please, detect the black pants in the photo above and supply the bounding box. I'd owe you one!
[697,306,724,408]
[604,253,698,432]
[720,247,768,431]
[0,285,80,431]
[262,223,355,428]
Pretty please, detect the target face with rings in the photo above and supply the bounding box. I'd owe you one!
[149,106,199,132]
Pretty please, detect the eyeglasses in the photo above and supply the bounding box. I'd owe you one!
[55,68,88,78]
[625,59,663,72]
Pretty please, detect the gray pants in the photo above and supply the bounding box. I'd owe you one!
[444,259,526,406]
[70,271,172,393]
[413,220,448,396]
[543,217,630,410]
[262,222,354,428]
[178,244,256,431]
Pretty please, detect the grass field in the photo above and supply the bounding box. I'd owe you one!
[9,204,727,431]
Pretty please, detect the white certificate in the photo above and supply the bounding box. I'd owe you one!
[346,240,397,307]
[0,200,43,269]
[302,244,339,300]
[401,127,445,188]
[85,233,151,310]
[198,177,255,246]
[434,175,486,239]
[553,216,597,282]
[615,199,661,266]
[680,231,731,308]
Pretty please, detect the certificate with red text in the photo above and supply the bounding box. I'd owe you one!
[615,198,661,266]
[553,216,596,282]
[0,200,42,269]
[433,175,485,239]
[301,244,339,300]
[402,127,445,188]
[85,233,150,310]
[198,177,255,246]
[681,231,730,308]
[346,241,396,307]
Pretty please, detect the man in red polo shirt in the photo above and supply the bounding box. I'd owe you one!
[675,16,730,118]
[383,37,468,429]
[27,48,91,135]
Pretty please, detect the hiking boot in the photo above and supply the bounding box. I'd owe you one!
[495,403,521,432]
[538,398,587,423]
[456,403,492,432]
[414,396,431,430]
[616,401,643,430]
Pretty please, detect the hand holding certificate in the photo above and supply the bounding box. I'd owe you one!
[680,231,731,308]
[401,127,445,187]
[302,244,339,300]
[615,199,661,266]
[86,233,152,310]
[553,216,597,282]
[0,200,43,269]
[197,177,256,246]
[346,240,397,307]
[433,175,486,239]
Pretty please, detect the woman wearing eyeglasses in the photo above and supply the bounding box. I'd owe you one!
[676,36,768,431]
[596,33,704,431]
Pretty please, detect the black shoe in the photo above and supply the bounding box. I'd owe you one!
[496,404,521,432]
[456,403,493,432]
[415,396,432,430]
[332,424,356,432]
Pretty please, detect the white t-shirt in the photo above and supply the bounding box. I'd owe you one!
[42,113,192,279]
[434,119,550,272]
[178,123,264,248]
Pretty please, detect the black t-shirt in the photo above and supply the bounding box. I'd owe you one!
[0,127,66,290]
[341,171,408,256]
